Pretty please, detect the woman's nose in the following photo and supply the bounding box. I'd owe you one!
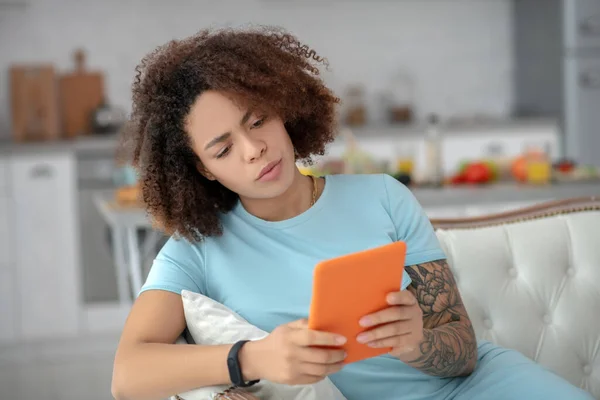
[242,135,266,162]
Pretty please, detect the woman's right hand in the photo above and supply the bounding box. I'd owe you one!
[241,319,347,385]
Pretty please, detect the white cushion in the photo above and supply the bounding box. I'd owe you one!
[178,290,347,400]
[435,211,600,399]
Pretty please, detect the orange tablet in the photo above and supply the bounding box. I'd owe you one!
[308,241,407,364]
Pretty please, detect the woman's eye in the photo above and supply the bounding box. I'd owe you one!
[216,145,231,159]
[251,117,265,128]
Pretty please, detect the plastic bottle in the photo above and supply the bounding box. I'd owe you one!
[423,114,444,186]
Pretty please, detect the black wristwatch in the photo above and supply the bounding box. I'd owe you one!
[227,340,260,388]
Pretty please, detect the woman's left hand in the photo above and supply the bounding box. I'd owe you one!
[356,290,424,358]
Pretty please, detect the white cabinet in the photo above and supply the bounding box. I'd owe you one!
[0,196,13,343]
[0,157,7,193]
[0,194,11,267]
[0,269,16,343]
[0,155,15,343]
[10,152,81,340]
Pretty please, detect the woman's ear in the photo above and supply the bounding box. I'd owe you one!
[196,161,216,181]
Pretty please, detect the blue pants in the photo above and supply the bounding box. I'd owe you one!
[450,341,594,400]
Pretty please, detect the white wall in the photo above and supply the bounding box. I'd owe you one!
[0,0,514,139]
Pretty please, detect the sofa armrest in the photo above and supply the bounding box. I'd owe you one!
[430,196,600,230]
[430,196,600,399]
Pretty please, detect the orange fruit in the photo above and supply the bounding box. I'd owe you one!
[511,156,527,182]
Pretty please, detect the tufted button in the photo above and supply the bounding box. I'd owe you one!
[566,268,575,277]
[508,268,518,278]
[583,365,592,375]
[483,319,493,329]
[543,314,553,325]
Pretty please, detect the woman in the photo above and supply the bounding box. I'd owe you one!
[111,26,592,400]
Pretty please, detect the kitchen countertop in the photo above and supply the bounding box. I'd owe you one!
[93,180,600,229]
[0,133,121,156]
[412,180,599,208]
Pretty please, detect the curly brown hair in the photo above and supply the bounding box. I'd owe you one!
[121,26,340,242]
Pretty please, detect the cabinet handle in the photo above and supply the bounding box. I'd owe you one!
[30,164,53,179]
[579,71,600,89]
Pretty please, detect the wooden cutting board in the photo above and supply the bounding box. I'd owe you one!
[10,65,61,142]
[59,49,105,138]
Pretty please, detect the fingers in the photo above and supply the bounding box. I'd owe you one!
[386,290,417,306]
[358,292,418,328]
[287,319,309,329]
[289,327,347,347]
[359,305,417,327]
[287,319,347,346]
[296,346,347,364]
[366,334,414,350]
[356,320,413,344]
[269,319,349,385]
[299,361,345,378]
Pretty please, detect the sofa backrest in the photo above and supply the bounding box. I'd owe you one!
[432,197,600,399]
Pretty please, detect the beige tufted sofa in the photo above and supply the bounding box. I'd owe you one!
[174,196,600,400]
[432,196,600,399]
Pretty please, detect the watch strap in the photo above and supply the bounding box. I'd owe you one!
[227,340,260,388]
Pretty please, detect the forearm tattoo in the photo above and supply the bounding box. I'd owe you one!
[404,260,478,377]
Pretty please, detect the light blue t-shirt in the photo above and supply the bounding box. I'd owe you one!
[141,173,450,399]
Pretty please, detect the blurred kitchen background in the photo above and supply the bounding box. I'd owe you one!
[1,0,599,399]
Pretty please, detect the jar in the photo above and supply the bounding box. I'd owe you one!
[382,70,415,124]
[343,85,367,127]
[524,144,551,185]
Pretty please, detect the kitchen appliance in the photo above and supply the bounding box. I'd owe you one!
[76,150,164,303]
[514,0,600,167]
[77,150,121,303]
[91,101,127,134]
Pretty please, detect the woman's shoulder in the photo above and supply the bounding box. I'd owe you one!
[156,234,205,265]
[140,235,207,297]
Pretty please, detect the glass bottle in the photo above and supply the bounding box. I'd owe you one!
[423,114,444,186]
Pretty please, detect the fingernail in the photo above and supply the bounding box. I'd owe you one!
[343,351,348,358]
[356,333,368,343]
[336,336,347,345]
[359,317,371,327]
[367,342,379,348]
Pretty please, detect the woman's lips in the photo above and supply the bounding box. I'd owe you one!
[257,159,282,181]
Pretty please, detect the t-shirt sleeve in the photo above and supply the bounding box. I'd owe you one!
[382,173,447,269]
[139,236,207,297]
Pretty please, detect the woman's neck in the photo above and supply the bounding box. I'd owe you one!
[240,171,318,222]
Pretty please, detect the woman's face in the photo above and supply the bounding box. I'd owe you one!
[186,90,297,200]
